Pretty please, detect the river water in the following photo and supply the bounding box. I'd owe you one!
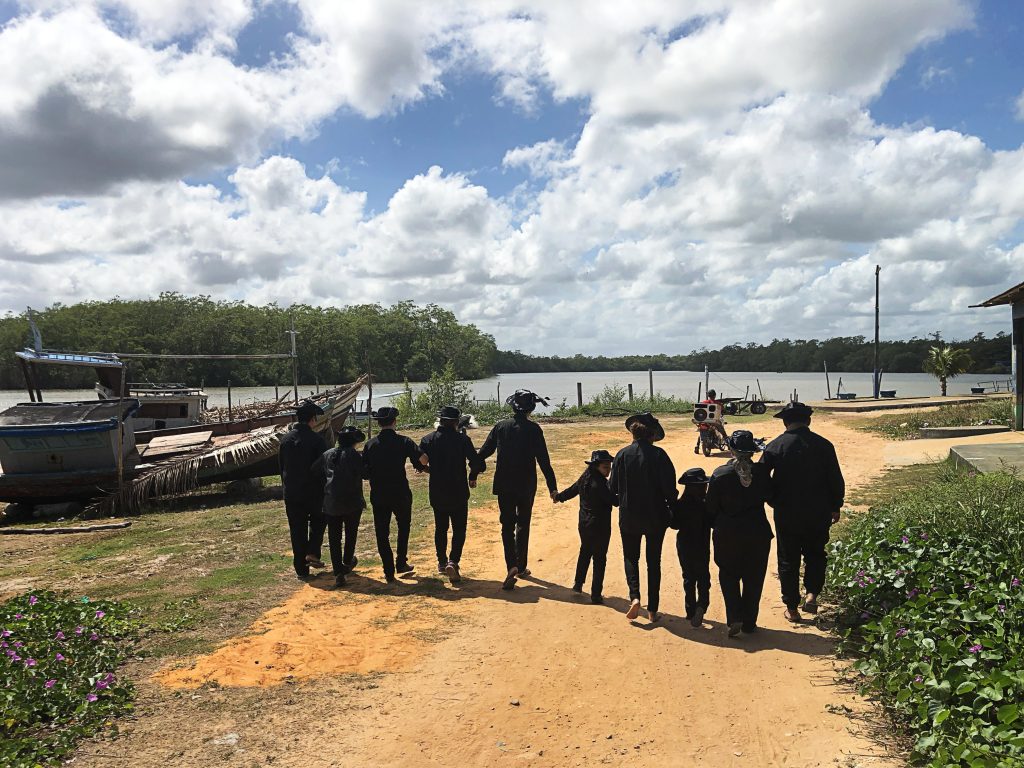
[0,370,1009,413]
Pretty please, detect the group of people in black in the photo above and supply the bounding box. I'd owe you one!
[278,391,845,635]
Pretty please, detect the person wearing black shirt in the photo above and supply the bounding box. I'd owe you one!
[555,449,617,604]
[761,401,845,621]
[706,430,774,637]
[363,406,428,583]
[476,389,558,591]
[672,467,712,627]
[278,400,328,580]
[314,425,366,588]
[609,412,677,622]
[419,406,484,583]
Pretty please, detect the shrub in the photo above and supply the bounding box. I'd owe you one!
[1,592,137,767]
[861,400,1014,441]
[828,467,1024,766]
[550,384,693,418]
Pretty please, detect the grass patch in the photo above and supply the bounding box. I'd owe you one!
[857,399,1013,440]
[827,463,1024,766]
[846,463,945,508]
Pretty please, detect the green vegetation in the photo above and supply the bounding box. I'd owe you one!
[496,332,1011,375]
[922,345,975,396]
[858,399,1014,440]
[1,592,137,767]
[0,295,498,388]
[548,383,693,418]
[827,463,1024,766]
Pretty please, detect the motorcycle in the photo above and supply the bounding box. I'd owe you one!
[692,402,729,457]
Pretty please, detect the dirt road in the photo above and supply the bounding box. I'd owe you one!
[115,414,947,767]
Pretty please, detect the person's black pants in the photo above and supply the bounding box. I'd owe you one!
[371,494,412,577]
[775,525,830,608]
[574,524,611,597]
[621,527,667,613]
[714,532,771,627]
[285,500,326,576]
[433,504,468,567]
[498,492,536,572]
[676,529,711,617]
[327,512,361,576]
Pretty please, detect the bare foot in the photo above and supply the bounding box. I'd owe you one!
[626,599,641,620]
[501,567,518,591]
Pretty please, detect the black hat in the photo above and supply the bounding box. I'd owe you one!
[437,405,462,420]
[373,406,399,422]
[506,389,549,413]
[624,412,665,442]
[774,401,814,420]
[586,449,615,465]
[727,430,761,454]
[336,425,366,445]
[678,467,710,485]
[296,399,324,421]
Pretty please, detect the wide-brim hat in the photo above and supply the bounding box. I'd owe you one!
[506,389,549,413]
[336,425,366,445]
[296,399,325,421]
[678,467,710,485]
[624,412,665,442]
[585,449,615,465]
[774,401,814,420]
[727,429,762,454]
[437,405,462,420]
[373,406,399,422]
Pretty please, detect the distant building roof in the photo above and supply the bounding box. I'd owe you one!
[972,280,1024,308]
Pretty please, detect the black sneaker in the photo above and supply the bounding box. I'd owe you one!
[296,572,312,582]
[396,563,415,575]
[591,594,603,605]
[690,607,706,628]
[742,622,758,634]
[333,574,346,588]
[340,556,359,575]
[305,555,326,569]
[446,562,462,583]
[572,583,583,594]
[727,621,743,637]
[438,562,447,574]
[385,573,397,584]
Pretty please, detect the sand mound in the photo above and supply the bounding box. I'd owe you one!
[155,584,455,688]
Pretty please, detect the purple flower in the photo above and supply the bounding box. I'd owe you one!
[964,582,975,590]
[968,644,983,654]
[13,613,22,620]
[28,596,37,606]
[907,589,920,599]
[1,630,10,638]
[55,653,65,662]
[85,693,98,703]
[74,626,84,635]
[1012,578,1021,588]
[896,628,909,638]
[10,654,20,662]
[914,675,923,683]
[94,610,105,620]
[95,679,109,690]
[24,658,36,667]
[54,631,65,640]
[900,536,910,544]
[920,533,929,540]
[45,679,56,688]
[998,604,1006,613]
[13,641,23,648]
[89,633,99,641]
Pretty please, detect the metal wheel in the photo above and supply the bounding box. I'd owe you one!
[750,401,767,415]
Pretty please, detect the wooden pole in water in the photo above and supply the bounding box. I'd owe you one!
[648,368,654,399]
[824,361,832,400]
[697,382,702,402]
[275,385,279,401]
[628,383,633,402]
[874,264,881,399]
[288,316,299,405]
[577,382,583,407]
[227,379,232,420]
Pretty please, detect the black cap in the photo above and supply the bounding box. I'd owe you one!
[296,399,324,421]
[727,430,762,454]
[586,449,615,465]
[678,467,710,485]
[336,425,366,445]
[624,412,665,442]
[437,405,462,420]
[373,406,399,422]
[774,401,814,420]
[506,389,549,413]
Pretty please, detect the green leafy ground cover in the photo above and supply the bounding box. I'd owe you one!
[857,399,1014,440]
[1,593,137,767]
[828,464,1024,766]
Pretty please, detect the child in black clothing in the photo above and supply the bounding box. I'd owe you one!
[314,425,367,588]
[673,467,712,627]
[554,449,617,604]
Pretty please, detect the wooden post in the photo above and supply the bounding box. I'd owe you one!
[275,385,279,401]
[287,317,299,404]
[577,382,583,407]
[18,358,35,402]
[824,361,832,400]
[874,264,881,399]
[696,382,702,402]
[497,382,501,404]
[116,364,126,507]
[628,383,633,402]
[367,377,373,439]
[227,379,232,420]
[648,368,654,399]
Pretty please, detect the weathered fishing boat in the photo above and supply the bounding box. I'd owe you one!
[0,399,140,512]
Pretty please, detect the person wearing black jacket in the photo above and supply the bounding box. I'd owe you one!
[761,401,845,621]
[278,400,328,580]
[475,389,558,591]
[555,449,617,604]
[609,413,677,622]
[363,406,428,583]
[315,428,372,589]
[419,405,484,583]
[707,430,774,637]
[314,425,366,588]
[672,467,712,627]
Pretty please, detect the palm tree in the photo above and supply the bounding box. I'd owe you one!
[922,346,974,396]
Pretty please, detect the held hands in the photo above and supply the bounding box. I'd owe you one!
[550,491,558,503]
[469,478,477,489]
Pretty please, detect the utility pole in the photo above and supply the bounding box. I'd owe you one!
[874,265,881,399]
[286,317,299,404]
